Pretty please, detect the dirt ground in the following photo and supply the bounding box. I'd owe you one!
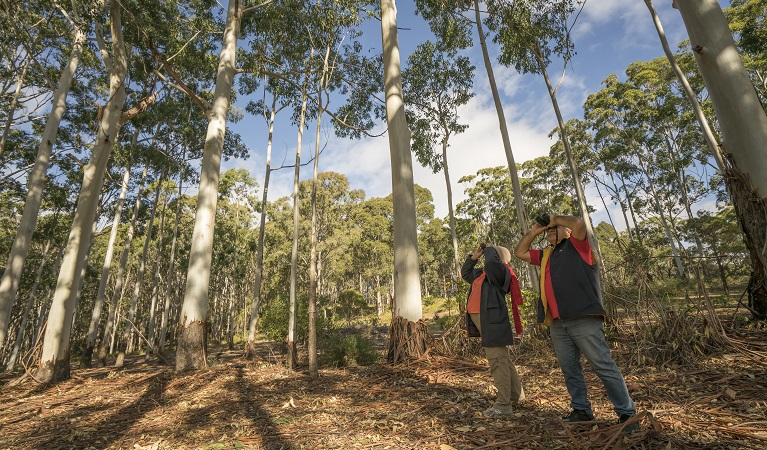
[1,323,766,449]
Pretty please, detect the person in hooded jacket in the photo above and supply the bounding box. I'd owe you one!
[462,244,526,417]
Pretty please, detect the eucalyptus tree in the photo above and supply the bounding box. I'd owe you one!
[726,0,767,101]
[584,76,687,276]
[216,168,257,350]
[675,0,767,317]
[37,0,136,382]
[402,39,474,282]
[485,0,601,262]
[0,0,93,353]
[381,0,425,363]
[175,0,263,371]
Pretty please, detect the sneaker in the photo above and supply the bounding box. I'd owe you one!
[562,409,595,422]
[483,407,514,418]
[619,413,640,433]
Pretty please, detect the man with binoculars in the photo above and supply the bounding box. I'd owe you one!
[515,213,637,431]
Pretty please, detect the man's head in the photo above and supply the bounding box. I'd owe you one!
[545,225,570,246]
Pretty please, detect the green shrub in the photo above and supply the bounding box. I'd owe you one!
[322,332,380,367]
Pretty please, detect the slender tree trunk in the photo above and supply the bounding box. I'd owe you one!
[288,86,309,370]
[227,207,239,351]
[4,242,52,371]
[637,155,685,277]
[97,162,147,366]
[176,0,240,371]
[37,2,127,382]
[0,26,85,352]
[116,170,164,367]
[381,0,427,364]
[645,0,725,172]
[309,47,331,378]
[81,164,131,367]
[472,0,538,290]
[608,169,633,241]
[159,148,185,355]
[534,45,602,263]
[441,138,461,283]
[0,55,31,156]
[146,178,169,360]
[245,101,276,358]
[675,0,767,317]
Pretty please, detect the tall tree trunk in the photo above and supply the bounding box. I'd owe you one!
[4,242,52,371]
[116,170,164,367]
[607,169,634,241]
[288,86,309,370]
[176,0,241,371]
[442,138,461,285]
[381,0,426,364]
[81,163,131,367]
[227,207,239,351]
[472,0,538,290]
[645,0,725,172]
[159,148,185,355]
[37,1,127,383]
[97,162,147,366]
[309,47,331,378]
[145,178,169,360]
[534,44,602,263]
[675,0,767,317]
[637,155,685,277]
[0,55,31,156]
[0,26,85,352]
[245,99,277,358]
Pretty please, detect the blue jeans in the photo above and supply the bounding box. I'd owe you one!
[549,316,635,417]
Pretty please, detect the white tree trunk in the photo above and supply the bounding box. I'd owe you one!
[97,161,147,366]
[381,0,422,321]
[0,26,85,352]
[675,0,767,195]
[176,0,240,371]
[288,87,308,370]
[81,163,131,367]
[246,100,276,355]
[37,1,127,382]
[116,171,164,367]
[472,0,539,290]
[442,139,461,280]
[0,55,31,155]
[145,178,169,360]
[675,0,767,317]
[159,149,185,355]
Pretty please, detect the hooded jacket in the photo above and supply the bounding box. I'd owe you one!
[461,247,515,347]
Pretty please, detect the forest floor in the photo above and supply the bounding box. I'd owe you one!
[1,318,766,450]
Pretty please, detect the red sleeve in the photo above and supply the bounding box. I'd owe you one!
[569,235,593,265]
[529,249,542,266]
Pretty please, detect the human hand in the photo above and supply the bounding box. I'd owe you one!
[471,245,484,260]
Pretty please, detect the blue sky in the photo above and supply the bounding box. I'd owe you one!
[222,0,720,229]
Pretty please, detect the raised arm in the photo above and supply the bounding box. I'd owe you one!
[549,214,587,241]
[514,222,545,263]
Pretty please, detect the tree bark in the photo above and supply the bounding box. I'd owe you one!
[472,0,538,290]
[97,161,147,366]
[37,1,127,383]
[675,0,767,317]
[381,0,425,363]
[245,101,276,358]
[176,0,241,371]
[0,55,31,156]
[288,85,309,370]
[0,26,85,353]
[159,148,185,355]
[81,164,131,367]
[116,170,164,367]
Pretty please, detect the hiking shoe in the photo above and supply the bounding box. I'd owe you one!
[562,409,595,422]
[483,407,514,418]
[619,413,640,433]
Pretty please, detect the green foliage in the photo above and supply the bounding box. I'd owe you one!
[321,331,380,367]
[337,289,369,320]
